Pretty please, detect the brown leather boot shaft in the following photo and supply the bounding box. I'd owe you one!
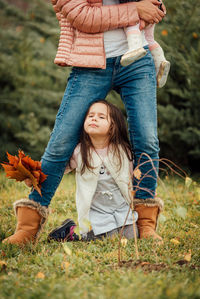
[16,207,41,237]
[135,205,162,241]
[3,207,41,245]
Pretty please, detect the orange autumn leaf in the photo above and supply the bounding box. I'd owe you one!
[192,32,198,39]
[161,29,168,36]
[1,150,47,196]
[184,249,192,262]
[36,272,45,279]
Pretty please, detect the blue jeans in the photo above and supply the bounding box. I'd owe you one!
[29,46,159,206]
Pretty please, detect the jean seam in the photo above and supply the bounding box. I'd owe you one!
[57,71,79,120]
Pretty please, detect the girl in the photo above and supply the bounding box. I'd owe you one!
[48,100,138,242]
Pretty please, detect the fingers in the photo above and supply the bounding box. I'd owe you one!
[135,0,165,25]
[154,0,167,15]
[24,178,32,188]
[148,10,164,23]
[149,0,166,18]
[153,18,160,24]
[157,6,165,17]
[139,19,146,30]
[56,12,62,21]
[152,6,165,23]
[161,2,167,14]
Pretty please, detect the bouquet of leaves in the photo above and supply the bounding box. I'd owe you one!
[1,150,47,196]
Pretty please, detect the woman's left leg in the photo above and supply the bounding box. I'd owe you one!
[113,47,163,239]
[114,46,159,199]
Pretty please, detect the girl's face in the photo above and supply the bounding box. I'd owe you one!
[84,103,111,139]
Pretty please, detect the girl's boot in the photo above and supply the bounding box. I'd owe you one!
[151,46,170,88]
[3,199,48,245]
[133,198,163,241]
[47,218,79,242]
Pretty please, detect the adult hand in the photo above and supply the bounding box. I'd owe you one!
[159,1,166,14]
[135,0,165,25]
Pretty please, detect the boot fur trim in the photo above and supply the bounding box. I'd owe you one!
[133,198,164,213]
[13,199,49,241]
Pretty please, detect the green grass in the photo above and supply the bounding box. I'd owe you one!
[0,171,200,299]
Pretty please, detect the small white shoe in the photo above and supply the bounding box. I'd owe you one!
[157,60,170,88]
[120,48,147,66]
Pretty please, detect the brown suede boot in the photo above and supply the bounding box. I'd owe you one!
[134,198,164,241]
[3,199,48,246]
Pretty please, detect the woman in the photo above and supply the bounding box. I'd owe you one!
[3,0,165,245]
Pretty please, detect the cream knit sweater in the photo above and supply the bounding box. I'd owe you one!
[69,145,133,233]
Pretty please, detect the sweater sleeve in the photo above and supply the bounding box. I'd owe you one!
[52,0,139,34]
[129,160,134,176]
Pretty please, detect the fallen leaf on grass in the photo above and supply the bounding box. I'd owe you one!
[61,261,70,272]
[170,238,180,245]
[36,272,45,279]
[121,238,128,247]
[176,250,192,265]
[62,243,72,256]
[1,150,47,196]
[184,249,192,262]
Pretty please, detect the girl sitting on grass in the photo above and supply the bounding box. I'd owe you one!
[43,100,138,242]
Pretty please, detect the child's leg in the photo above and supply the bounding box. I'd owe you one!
[120,224,138,239]
[104,225,138,240]
[145,24,170,88]
[120,24,147,66]
[48,220,106,242]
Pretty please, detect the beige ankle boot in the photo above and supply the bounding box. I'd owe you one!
[3,199,48,246]
[134,198,164,241]
[151,46,170,88]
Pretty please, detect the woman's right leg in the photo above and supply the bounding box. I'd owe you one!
[3,65,113,245]
[29,67,113,207]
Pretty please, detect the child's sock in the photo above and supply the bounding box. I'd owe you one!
[120,24,147,66]
[145,24,170,88]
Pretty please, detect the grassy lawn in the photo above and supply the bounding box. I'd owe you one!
[0,171,200,299]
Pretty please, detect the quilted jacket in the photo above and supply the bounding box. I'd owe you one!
[51,0,139,69]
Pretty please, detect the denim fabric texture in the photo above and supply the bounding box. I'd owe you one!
[29,46,159,206]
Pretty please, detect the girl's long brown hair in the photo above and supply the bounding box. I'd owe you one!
[80,100,133,174]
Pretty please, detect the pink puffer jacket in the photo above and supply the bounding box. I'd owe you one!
[52,0,139,69]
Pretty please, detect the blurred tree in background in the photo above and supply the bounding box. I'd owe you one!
[156,0,200,171]
[0,0,69,160]
[0,0,199,172]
